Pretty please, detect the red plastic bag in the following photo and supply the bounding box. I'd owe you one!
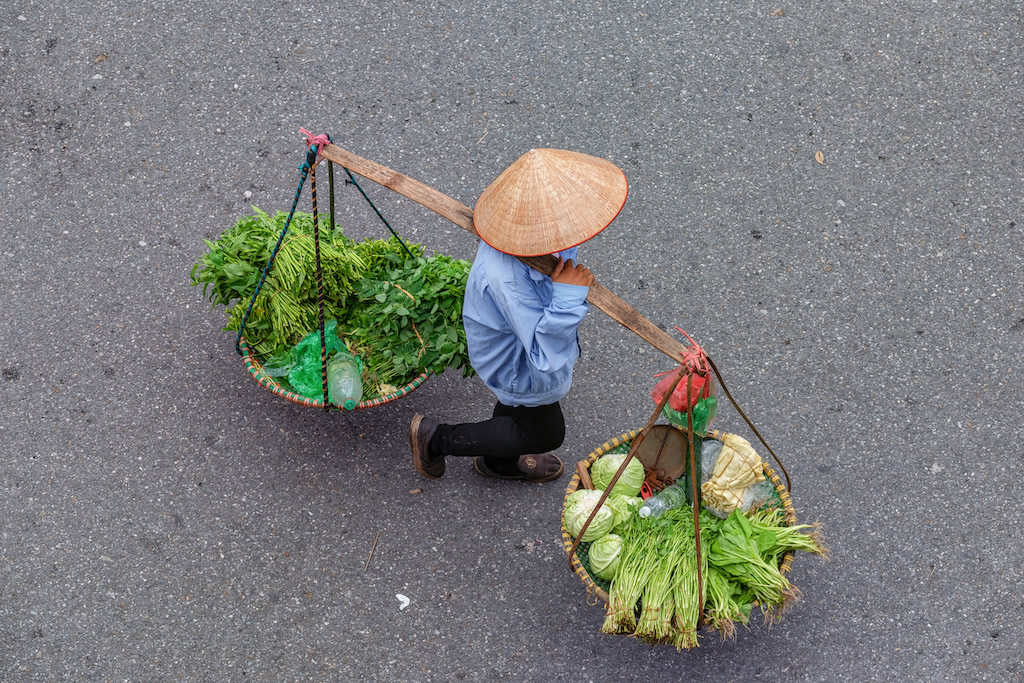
[650,367,711,412]
[650,327,713,412]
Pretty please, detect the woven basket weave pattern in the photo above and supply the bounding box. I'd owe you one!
[239,336,429,410]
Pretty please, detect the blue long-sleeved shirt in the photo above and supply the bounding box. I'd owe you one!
[462,242,589,407]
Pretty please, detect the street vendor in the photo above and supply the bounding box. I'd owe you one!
[410,148,628,482]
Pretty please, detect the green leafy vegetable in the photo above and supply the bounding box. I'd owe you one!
[704,565,748,638]
[708,510,795,614]
[190,208,475,399]
[601,515,657,635]
[345,251,474,388]
[606,494,641,534]
[590,453,645,498]
[593,494,825,648]
[588,533,625,581]
[562,490,614,542]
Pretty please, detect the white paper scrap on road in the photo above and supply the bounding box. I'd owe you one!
[396,594,410,610]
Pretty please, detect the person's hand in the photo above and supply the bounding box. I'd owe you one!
[551,258,594,287]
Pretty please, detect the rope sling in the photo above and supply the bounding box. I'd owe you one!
[235,131,422,411]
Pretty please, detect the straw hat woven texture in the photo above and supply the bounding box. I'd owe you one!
[473,149,628,257]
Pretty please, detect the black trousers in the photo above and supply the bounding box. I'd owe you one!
[429,401,566,470]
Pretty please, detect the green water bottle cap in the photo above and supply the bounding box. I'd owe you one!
[343,398,357,410]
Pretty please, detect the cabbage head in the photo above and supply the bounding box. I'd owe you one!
[590,453,645,498]
[563,488,598,533]
[563,489,596,529]
[564,489,590,514]
[563,490,614,542]
[589,533,625,581]
[607,494,642,534]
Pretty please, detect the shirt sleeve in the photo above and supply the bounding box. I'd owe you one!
[491,271,589,374]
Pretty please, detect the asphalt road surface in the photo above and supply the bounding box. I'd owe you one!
[2,1,1022,680]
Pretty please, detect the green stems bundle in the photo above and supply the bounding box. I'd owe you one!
[634,529,679,642]
[602,519,656,634]
[591,481,827,646]
[191,209,475,398]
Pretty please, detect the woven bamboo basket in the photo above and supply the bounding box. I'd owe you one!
[561,428,797,605]
[239,335,430,410]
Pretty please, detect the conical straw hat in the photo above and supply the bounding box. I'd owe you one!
[473,148,628,257]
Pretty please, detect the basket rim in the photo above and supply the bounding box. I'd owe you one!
[239,335,430,411]
[560,428,797,605]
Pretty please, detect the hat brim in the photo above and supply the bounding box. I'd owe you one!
[472,149,629,257]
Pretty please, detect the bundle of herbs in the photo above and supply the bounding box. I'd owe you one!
[345,249,473,392]
[190,208,474,400]
[593,498,826,650]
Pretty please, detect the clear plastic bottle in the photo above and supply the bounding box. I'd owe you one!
[638,482,688,518]
[327,352,363,410]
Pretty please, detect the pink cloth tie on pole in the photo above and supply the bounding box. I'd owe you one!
[299,128,331,155]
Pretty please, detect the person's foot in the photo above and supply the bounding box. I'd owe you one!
[472,454,564,483]
[410,414,443,478]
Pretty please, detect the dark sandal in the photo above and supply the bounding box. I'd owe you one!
[473,454,564,483]
[410,414,444,479]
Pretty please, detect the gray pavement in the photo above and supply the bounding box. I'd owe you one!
[2,0,1023,680]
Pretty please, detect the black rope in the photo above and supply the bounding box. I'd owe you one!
[328,160,336,233]
[343,167,416,259]
[236,144,318,354]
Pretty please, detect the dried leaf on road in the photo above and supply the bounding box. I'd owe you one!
[815,150,825,165]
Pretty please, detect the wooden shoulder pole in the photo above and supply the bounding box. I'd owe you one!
[318,143,689,365]
[319,144,475,232]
